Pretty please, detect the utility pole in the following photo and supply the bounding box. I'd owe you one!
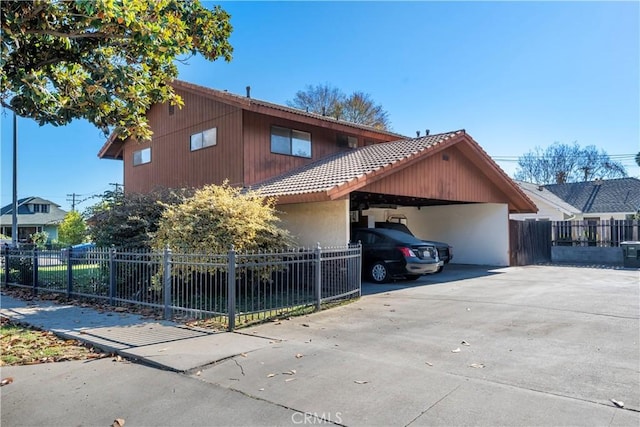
[67,193,80,211]
[11,112,18,246]
[109,183,123,193]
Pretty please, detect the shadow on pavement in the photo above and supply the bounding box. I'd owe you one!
[362,263,505,296]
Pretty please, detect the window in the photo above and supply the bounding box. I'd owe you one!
[337,134,358,148]
[190,127,217,151]
[133,147,151,166]
[271,126,311,158]
[33,204,49,213]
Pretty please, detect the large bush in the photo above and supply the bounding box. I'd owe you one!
[86,188,189,250]
[153,182,295,253]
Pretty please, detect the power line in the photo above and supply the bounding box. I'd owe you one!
[66,193,80,211]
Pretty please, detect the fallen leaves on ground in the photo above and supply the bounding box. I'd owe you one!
[295,353,304,358]
[354,380,368,384]
[1,377,14,386]
[469,363,485,369]
[112,418,125,427]
[451,348,461,353]
[0,316,107,366]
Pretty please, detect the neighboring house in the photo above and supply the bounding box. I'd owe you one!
[99,80,537,266]
[511,178,640,221]
[0,197,67,243]
[511,181,581,221]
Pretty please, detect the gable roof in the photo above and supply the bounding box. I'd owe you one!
[0,197,67,226]
[544,178,640,214]
[250,130,537,213]
[99,80,406,159]
[514,181,579,215]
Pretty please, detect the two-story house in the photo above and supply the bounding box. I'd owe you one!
[0,197,67,243]
[99,80,536,266]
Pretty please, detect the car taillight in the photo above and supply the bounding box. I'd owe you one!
[397,247,416,257]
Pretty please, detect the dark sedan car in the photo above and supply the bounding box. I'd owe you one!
[351,228,442,283]
[375,221,453,272]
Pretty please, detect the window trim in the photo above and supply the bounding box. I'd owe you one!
[270,125,312,158]
[133,147,151,166]
[190,127,217,151]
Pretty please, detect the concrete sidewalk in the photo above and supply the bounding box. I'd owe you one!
[0,294,276,372]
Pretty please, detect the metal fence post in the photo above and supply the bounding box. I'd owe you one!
[109,246,116,305]
[32,248,38,295]
[163,245,172,320]
[66,246,73,297]
[227,246,236,331]
[356,243,362,297]
[3,248,8,285]
[315,243,322,311]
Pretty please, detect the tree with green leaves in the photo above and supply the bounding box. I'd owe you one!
[153,182,294,254]
[1,0,233,140]
[57,210,87,246]
[514,142,627,184]
[287,83,391,130]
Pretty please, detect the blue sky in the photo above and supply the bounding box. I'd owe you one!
[1,1,639,213]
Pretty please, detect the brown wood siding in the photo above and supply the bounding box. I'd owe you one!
[123,88,244,193]
[242,110,393,185]
[360,146,511,203]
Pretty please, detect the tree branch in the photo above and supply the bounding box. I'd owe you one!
[23,29,116,39]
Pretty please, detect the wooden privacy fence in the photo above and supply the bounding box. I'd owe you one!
[510,220,552,266]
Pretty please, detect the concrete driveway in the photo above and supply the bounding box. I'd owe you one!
[196,264,639,426]
[2,264,638,426]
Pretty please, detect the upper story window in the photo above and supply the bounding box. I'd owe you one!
[337,134,358,148]
[271,126,311,158]
[190,127,217,151]
[32,204,49,213]
[133,147,151,166]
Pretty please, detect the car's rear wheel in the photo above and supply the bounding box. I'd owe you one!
[370,261,390,283]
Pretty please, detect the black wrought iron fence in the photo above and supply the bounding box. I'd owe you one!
[551,219,639,247]
[1,244,361,330]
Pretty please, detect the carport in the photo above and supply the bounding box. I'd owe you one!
[253,130,536,266]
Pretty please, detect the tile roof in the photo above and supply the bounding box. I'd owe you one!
[251,131,465,197]
[544,178,640,214]
[172,80,407,139]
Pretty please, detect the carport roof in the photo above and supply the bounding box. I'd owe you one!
[250,130,537,213]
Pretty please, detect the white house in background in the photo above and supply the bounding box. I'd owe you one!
[0,197,67,243]
[511,178,640,221]
[511,181,579,221]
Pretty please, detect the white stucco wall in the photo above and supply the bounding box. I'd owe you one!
[363,203,510,266]
[277,199,350,247]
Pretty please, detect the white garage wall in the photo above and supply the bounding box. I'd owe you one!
[277,200,350,247]
[363,203,510,266]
